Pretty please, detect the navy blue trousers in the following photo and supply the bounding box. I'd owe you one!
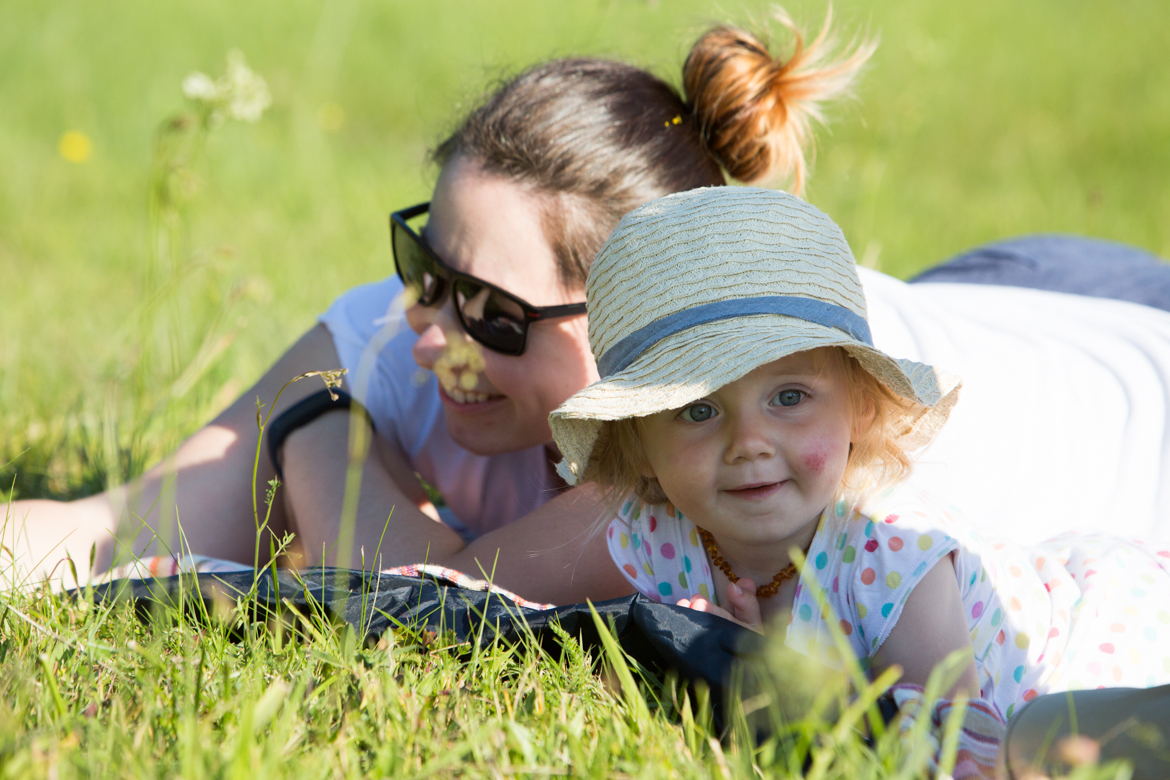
[911,235,1170,313]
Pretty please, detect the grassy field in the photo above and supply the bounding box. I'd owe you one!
[4,576,1095,780]
[2,0,1168,775]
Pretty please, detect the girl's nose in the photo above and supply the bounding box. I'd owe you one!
[724,410,775,464]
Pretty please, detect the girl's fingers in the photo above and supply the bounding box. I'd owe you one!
[677,596,730,618]
[676,594,764,632]
[726,578,764,627]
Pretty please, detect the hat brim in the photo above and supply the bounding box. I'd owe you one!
[550,314,960,485]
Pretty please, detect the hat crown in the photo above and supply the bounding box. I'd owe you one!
[586,187,867,365]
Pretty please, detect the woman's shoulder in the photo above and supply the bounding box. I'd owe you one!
[316,276,426,434]
[314,275,556,535]
[319,275,407,342]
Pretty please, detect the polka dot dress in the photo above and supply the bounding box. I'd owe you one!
[607,486,1170,721]
[607,498,712,603]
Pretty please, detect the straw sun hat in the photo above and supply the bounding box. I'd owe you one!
[549,186,961,486]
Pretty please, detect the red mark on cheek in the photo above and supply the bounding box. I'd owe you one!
[803,450,828,474]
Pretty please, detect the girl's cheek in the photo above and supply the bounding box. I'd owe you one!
[803,450,828,474]
[801,436,849,475]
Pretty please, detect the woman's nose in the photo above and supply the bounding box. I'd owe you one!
[409,304,458,371]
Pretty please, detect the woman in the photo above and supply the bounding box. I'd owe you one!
[11,17,1170,600]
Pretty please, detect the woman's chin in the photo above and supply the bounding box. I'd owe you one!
[442,407,547,457]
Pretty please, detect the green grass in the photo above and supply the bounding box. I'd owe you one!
[4,585,725,779]
[2,0,1168,775]
[0,578,852,779]
[0,577,1136,778]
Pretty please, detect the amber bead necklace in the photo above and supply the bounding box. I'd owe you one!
[695,526,798,599]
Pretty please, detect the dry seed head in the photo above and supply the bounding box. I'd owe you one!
[433,340,485,393]
[298,369,348,400]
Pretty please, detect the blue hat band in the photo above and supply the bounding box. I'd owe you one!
[596,295,873,378]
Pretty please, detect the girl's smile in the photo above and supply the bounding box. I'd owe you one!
[724,481,786,499]
[637,348,855,575]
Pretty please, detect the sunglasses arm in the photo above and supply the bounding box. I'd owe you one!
[530,302,588,320]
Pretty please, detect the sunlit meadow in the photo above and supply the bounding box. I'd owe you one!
[1,0,1167,776]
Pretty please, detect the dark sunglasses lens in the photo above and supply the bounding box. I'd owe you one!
[393,223,442,306]
[453,279,527,355]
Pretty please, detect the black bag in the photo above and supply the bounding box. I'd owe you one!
[84,567,763,727]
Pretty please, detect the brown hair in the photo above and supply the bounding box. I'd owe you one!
[432,10,874,290]
[583,349,921,511]
[685,8,877,194]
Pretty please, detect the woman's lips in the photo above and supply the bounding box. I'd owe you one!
[723,481,785,499]
[439,384,505,408]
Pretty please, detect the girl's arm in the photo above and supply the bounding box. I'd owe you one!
[870,553,980,698]
[870,555,1005,779]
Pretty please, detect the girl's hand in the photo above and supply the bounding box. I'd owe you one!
[677,579,763,632]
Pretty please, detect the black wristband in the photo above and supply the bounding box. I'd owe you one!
[266,388,375,482]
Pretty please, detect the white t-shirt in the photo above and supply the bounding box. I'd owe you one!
[319,269,1170,544]
[863,268,1170,544]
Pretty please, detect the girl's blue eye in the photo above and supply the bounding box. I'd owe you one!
[680,403,715,423]
[773,389,804,407]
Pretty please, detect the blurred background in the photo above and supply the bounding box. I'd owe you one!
[2,0,1168,501]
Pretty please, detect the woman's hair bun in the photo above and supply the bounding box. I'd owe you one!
[683,7,876,194]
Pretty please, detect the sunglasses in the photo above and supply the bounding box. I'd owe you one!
[390,203,587,356]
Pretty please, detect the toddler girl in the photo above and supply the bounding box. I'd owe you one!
[549,187,1170,777]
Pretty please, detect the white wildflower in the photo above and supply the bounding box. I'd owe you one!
[181,50,271,125]
[181,72,219,102]
[221,50,271,123]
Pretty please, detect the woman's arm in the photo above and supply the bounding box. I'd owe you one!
[279,406,453,567]
[14,321,631,603]
[9,324,347,583]
[280,413,633,604]
[448,486,635,605]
